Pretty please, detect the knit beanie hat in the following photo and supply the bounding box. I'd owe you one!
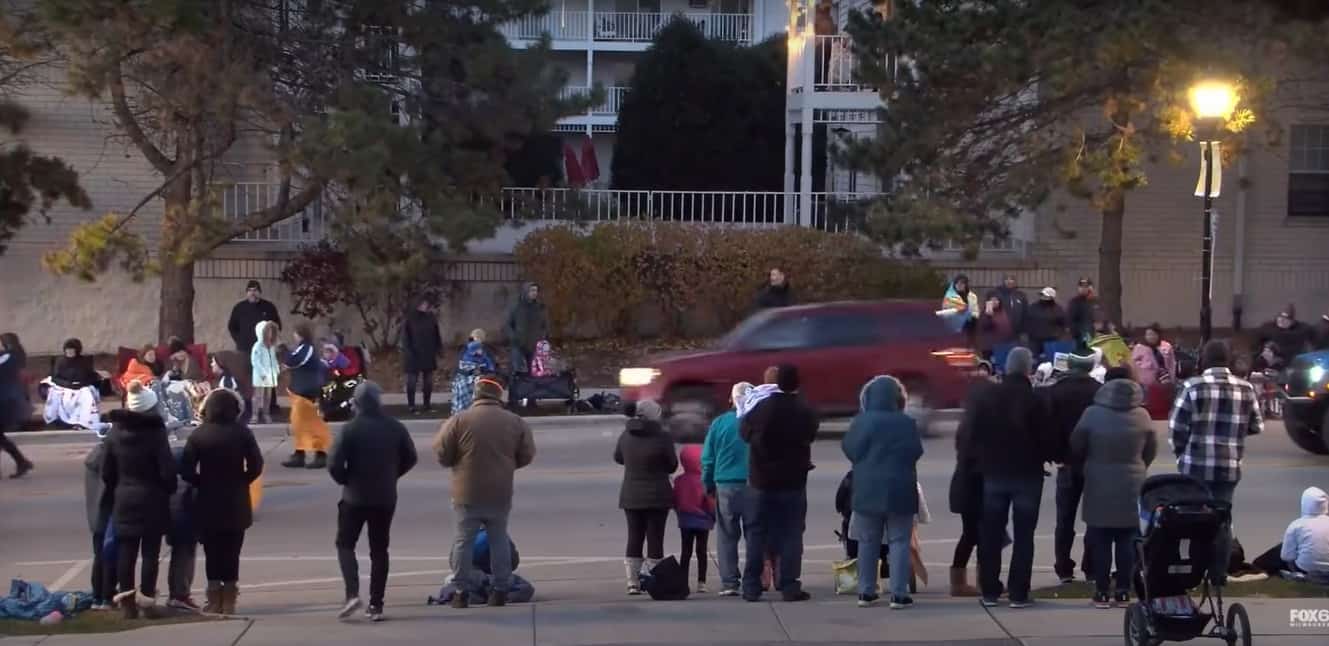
[126,380,159,413]
[635,400,663,422]
[475,377,506,403]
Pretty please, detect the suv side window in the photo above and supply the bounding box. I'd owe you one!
[807,313,884,348]
[737,315,810,351]
[884,311,952,341]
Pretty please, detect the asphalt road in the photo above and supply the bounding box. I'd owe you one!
[1,418,1324,619]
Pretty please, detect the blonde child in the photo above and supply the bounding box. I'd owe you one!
[250,321,280,424]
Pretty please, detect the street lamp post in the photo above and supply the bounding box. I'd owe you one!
[1189,81,1237,345]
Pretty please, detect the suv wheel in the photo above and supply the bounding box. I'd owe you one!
[666,386,717,444]
[1285,405,1329,455]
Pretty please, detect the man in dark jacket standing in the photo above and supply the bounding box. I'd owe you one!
[970,347,1053,608]
[1042,354,1102,583]
[401,297,443,414]
[987,275,1028,341]
[1025,287,1068,360]
[330,381,418,622]
[755,268,794,310]
[1068,278,1096,352]
[739,365,819,602]
[504,283,549,376]
[227,280,282,414]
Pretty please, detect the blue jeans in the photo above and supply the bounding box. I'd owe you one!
[852,512,913,599]
[1086,526,1135,595]
[1206,480,1238,585]
[450,504,512,594]
[742,488,807,598]
[715,484,748,591]
[979,476,1044,601]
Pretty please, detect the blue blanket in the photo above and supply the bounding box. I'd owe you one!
[0,579,93,620]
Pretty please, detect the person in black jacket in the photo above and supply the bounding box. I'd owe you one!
[282,324,331,469]
[84,437,117,609]
[227,280,282,354]
[986,275,1029,341]
[613,400,677,596]
[0,332,33,479]
[739,365,819,602]
[755,268,794,310]
[504,283,549,377]
[52,338,100,390]
[1025,288,1068,361]
[401,297,443,414]
[1041,354,1102,584]
[1068,278,1097,352]
[180,388,264,615]
[329,381,418,622]
[969,347,1053,608]
[103,390,177,619]
[948,381,993,597]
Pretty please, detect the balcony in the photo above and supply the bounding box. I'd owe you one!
[216,182,327,244]
[560,85,630,116]
[501,11,753,45]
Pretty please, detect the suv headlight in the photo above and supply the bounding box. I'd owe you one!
[619,368,661,387]
[1310,365,1326,385]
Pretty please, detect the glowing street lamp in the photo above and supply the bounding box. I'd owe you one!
[1189,80,1236,344]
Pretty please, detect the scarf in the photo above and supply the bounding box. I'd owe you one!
[737,383,781,418]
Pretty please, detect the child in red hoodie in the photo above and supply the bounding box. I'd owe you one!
[674,444,717,593]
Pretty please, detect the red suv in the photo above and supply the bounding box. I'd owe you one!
[619,300,979,434]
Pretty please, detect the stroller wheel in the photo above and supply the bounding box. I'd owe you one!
[1123,602,1155,646]
[1224,603,1251,646]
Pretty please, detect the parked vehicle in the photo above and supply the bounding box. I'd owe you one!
[619,300,980,440]
[1281,349,1329,455]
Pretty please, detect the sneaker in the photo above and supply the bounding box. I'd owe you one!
[1093,592,1111,609]
[627,585,642,596]
[857,594,879,608]
[168,596,201,612]
[1009,598,1035,609]
[338,597,363,619]
[366,606,384,622]
[889,596,914,610]
[981,597,1000,607]
[1114,591,1130,606]
[781,590,811,603]
[696,582,707,594]
[718,588,740,597]
[1058,575,1075,585]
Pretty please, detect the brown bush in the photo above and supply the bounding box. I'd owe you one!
[514,223,946,339]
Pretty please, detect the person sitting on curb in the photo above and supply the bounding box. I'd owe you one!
[1253,486,1329,582]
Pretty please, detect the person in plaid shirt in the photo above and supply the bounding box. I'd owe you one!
[1168,341,1263,586]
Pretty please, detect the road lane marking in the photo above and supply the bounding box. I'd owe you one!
[49,559,90,591]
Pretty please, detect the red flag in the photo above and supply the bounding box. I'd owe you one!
[580,136,600,183]
[563,143,585,186]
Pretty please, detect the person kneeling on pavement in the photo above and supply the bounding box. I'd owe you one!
[1253,486,1329,582]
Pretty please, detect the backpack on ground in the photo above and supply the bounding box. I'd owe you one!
[640,556,690,601]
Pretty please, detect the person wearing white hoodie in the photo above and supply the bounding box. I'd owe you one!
[1255,487,1329,579]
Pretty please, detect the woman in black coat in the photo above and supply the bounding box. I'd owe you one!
[102,403,177,618]
[948,384,987,597]
[180,389,264,615]
[613,400,677,595]
[0,333,34,478]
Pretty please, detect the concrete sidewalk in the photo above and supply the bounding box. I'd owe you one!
[3,597,1325,645]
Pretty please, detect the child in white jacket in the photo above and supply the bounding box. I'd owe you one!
[250,321,281,424]
[1275,487,1329,579]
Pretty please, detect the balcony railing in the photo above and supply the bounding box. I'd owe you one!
[560,85,630,116]
[814,35,864,91]
[502,11,752,44]
[216,183,327,243]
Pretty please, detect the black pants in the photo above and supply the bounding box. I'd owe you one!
[953,507,981,569]
[1086,526,1135,595]
[0,429,27,468]
[91,531,118,602]
[336,502,395,608]
[1054,467,1091,579]
[680,528,710,582]
[117,533,163,597]
[404,371,433,408]
[200,530,246,582]
[624,509,668,559]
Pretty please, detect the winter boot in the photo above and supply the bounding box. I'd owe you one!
[625,558,644,595]
[306,452,327,470]
[488,590,508,607]
[203,581,223,613]
[281,451,306,468]
[949,568,979,597]
[220,582,239,615]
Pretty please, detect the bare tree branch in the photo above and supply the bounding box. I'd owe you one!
[108,63,174,173]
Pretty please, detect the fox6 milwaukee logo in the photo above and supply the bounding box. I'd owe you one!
[1290,608,1329,628]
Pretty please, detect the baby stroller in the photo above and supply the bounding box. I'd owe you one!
[508,341,579,414]
[1125,474,1252,646]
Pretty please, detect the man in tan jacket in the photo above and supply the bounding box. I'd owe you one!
[433,377,535,608]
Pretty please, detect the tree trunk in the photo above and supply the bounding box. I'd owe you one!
[159,259,196,344]
[1098,189,1125,327]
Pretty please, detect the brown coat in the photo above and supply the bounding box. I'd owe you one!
[433,399,535,509]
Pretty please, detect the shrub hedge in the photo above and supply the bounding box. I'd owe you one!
[513,223,946,339]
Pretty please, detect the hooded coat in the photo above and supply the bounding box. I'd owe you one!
[504,283,549,353]
[250,321,281,389]
[84,440,113,534]
[180,389,264,533]
[328,382,418,508]
[1280,487,1329,574]
[673,445,715,530]
[402,307,443,373]
[841,377,923,516]
[1069,379,1158,528]
[53,339,99,389]
[102,409,177,536]
[614,417,677,510]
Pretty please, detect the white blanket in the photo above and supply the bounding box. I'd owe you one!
[41,380,104,431]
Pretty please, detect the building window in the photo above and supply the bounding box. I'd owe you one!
[361,25,400,81]
[1289,124,1329,218]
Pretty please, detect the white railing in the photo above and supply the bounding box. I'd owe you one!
[505,11,753,43]
[561,85,630,116]
[500,187,793,225]
[216,183,326,243]
[814,35,863,91]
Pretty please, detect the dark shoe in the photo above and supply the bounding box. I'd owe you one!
[856,593,878,608]
[1009,598,1034,609]
[451,592,469,609]
[742,593,762,603]
[1093,592,1111,609]
[889,595,914,610]
[306,452,327,469]
[981,597,1000,607]
[781,590,811,602]
[488,591,508,607]
[1114,591,1130,606]
[366,606,384,622]
[11,460,33,479]
[407,406,419,415]
[281,451,306,468]
[1058,575,1075,585]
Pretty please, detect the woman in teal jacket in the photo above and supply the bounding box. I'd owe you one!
[842,375,924,609]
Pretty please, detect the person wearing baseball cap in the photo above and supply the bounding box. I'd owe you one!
[1025,287,1068,362]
